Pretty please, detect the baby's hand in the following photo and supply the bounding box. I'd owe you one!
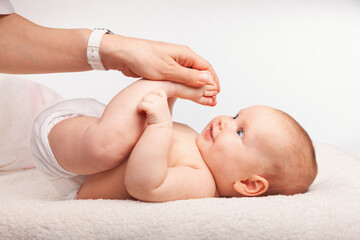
[137,90,172,126]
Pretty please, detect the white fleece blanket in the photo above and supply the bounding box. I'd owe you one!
[0,143,360,240]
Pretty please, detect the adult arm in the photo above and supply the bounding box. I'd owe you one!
[0,13,220,90]
[0,13,92,73]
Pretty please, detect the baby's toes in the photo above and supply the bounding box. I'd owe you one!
[211,96,217,106]
[204,88,217,97]
[204,82,217,96]
[199,95,217,106]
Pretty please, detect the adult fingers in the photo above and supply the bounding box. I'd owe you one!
[168,64,220,93]
[170,65,207,86]
[205,65,220,93]
[171,46,220,92]
[190,54,220,92]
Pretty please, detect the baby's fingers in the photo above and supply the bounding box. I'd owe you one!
[137,101,152,113]
[137,90,168,113]
[137,94,156,113]
[155,90,167,99]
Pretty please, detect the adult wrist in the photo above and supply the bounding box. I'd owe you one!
[99,34,128,71]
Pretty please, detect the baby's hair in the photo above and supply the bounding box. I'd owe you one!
[262,109,317,196]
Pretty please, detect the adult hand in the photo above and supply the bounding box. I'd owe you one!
[100,35,220,92]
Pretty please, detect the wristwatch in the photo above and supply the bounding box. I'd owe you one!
[87,28,114,70]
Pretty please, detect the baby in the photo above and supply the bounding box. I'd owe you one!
[31,76,317,201]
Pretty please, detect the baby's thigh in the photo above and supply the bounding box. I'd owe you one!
[49,115,138,175]
[48,116,110,175]
[32,98,113,176]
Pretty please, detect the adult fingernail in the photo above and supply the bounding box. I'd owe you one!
[198,72,211,83]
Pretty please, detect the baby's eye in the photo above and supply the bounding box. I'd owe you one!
[237,129,244,138]
[233,114,238,119]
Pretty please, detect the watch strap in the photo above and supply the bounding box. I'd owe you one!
[87,28,113,70]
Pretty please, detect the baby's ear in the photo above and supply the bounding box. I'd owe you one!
[233,175,269,197]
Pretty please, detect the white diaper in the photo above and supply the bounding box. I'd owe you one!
[30,98,106,200]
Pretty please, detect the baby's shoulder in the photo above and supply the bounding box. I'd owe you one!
[173,122,198,136]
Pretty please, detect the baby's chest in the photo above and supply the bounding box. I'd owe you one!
[167,124,203,168]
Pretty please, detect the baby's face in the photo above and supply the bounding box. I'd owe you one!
[196,105,285,196]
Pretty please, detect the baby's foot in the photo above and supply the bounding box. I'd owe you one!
[175,73,218,106]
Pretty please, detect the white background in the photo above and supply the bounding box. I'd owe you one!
[9,0,360,151]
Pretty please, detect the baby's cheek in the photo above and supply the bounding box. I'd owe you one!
[215,135,235,150]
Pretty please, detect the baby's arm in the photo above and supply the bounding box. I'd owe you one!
[124,90,216,202]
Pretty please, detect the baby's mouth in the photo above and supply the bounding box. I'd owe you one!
[209,124,215,141]
[204,124,214,142]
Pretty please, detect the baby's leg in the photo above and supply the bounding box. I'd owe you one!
[48,116,107,175]
[49,78,217,176]
[49,81,171,175]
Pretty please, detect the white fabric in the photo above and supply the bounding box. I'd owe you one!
[0,75,62,171]
[351,149,360,159]
[0,143,359,239]
[0,0,14,14]
[31,98,106,200]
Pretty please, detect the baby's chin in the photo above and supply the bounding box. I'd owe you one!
[195,134,203,150]
[195,133,207,155]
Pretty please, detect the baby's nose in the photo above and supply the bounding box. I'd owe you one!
[219,117,229,130]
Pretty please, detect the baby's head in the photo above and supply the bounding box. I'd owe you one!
[196,105,317,197]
